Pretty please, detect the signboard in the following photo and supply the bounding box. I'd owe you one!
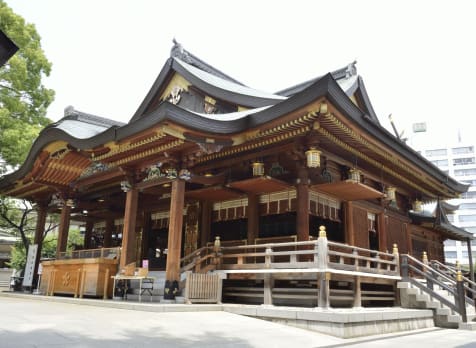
[22,244,38,287]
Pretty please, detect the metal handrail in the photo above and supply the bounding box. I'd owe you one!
[430,259,476,297]
[401,254,472,321]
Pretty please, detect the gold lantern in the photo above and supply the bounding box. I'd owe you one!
[412,200,423,212]
[348,168,361,182]
[385,186,396,201]
[305,147,321,168]
[252,161,265,176]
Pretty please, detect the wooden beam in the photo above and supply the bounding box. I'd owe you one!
[165,179,185,282]
[33,205,47,283]
[247,193,259,244]
[200,200,212,247]
[344,201,355,246]
[56,205,71,257]
[120,188,139,269]
[296,167,309,242]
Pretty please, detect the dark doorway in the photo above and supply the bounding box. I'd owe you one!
[147,228,168,270]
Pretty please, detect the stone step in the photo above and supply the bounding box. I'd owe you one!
[397,282,411,289]
[459,321,476,330]
[415,293,430,302]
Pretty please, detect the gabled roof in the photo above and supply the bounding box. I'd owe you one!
[409,200,474,240]
[0,43,469,202]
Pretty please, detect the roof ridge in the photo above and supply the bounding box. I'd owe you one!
[275,61,358,97]
[170,39,245,86]
[62,106,125,127]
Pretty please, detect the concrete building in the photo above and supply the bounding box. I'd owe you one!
[410,123,476,265]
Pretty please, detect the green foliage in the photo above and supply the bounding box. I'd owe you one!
[7,227,84,270]
[0,0,54,170]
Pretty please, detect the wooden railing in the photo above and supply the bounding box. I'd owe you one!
[180,227,400,307]
[58,247,120,260]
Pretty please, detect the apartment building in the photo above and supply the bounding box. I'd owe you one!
[411,124,476,264]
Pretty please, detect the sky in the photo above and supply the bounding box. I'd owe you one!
[5,0,476,147]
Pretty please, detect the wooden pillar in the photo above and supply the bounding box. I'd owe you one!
[56,205,71,258]
[165,179,185,282]
[296,168,309,242]
[247,193,260,244]
[467,237,475,288]
[103,219,113,248]
[84,220,94,249]
[120,188,139,269]
[141,212,151,261]
[200,200,212,248]
[33,205,47,283]
[344,201,355,245]
[377,212,387,252]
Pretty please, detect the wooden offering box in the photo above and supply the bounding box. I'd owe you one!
[40,248,120,298]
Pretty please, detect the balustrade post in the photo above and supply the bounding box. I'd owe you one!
[265,247,272,268]
[422,251,433,290]
[392,244,400,275]
[213,236,222,268]
[401,254,408,279]
[317,226,330,308]
[456,271,468,323]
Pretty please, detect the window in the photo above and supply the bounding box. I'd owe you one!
[454,168,476,177]
[459,215,476,222]
[425,149,447,157]
[462,251,468,258]
[453,157,475,166]
[460,203,476,210]
[444,240,456,246]
[431,159,448,167]
[445,251,457,259]
[472,240,476,247]
[452,146,474,155]
[461,192,476,199]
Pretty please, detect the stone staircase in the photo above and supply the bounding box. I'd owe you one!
[398,281,476,330]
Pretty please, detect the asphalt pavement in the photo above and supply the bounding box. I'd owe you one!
[0,296,475,348]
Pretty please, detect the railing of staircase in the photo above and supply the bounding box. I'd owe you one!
[401,254,470,322]
[430,259,476,301]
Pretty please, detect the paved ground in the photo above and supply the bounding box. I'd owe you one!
[0,296,475,348]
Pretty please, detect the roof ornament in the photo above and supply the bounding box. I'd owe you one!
[345,60,357,78]
[64,105,75,117]
[170,38,192,63]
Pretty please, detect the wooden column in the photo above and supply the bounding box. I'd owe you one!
[200,200,212,248]
[84,220,94,249]
[467,238,475,287]
[165,179,185,282]
[33,205,47,283]
[56,205,71,258]
[296,168,309,242]
[344,201,355,245]
[247,193,260,244]
[120,188,139,269]
[377,212,387,252]
[141,212,151,261]
[103,219,113,248]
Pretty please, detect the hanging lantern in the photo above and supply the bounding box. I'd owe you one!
[412,200,423,212]
[305,147,321,168]
[385,186,396,201]
[252,161,265,176]
[348,168,361,182]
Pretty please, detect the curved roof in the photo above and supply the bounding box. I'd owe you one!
[0,44,469,201]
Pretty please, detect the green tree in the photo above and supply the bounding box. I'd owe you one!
[0,0,54,172]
